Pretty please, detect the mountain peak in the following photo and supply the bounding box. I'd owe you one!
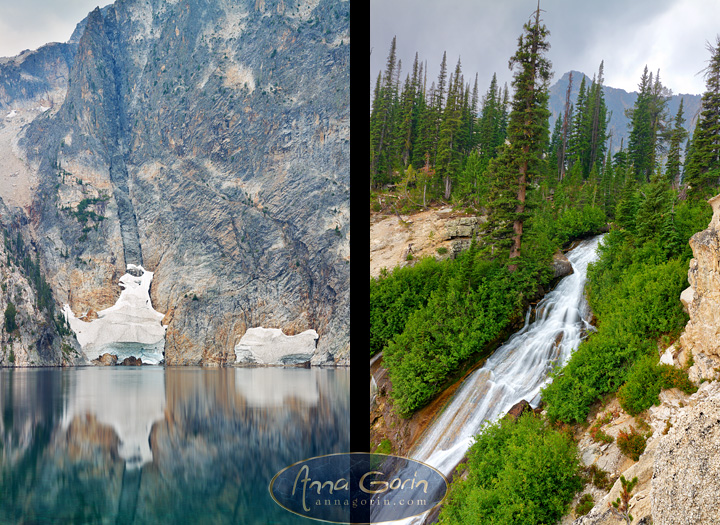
[549,70,702,153]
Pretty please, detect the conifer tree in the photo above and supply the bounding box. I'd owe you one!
[636,171,670,242]
[486,3,551,267]
[394,54,421,170]
[665,98,687,189]
[370,37,399,188]
[478,73,506,160]
[615,176,639,233]
[568,75,588,171]
[557,71,573,180]
[685,37,720,198]
[589,62,608,174]
[627,67,669,182]
[437,59,465,199]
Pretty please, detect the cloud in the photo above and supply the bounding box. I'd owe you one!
[0,1,108,58]
[371,0,718,98]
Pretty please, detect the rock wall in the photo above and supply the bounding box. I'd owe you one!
[677,194,720,374]
[0,42,77,110]
[16,0,349,365]
[370,206,487,278]
[0,198,84,366]
[652,382,720,524]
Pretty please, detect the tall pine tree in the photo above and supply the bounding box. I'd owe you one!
[486,3,551,268]
[685,37,720,198]
[665,98,687,190]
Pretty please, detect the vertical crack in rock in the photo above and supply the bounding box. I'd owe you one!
[110,154,143,266]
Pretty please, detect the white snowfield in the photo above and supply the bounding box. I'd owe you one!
[64,264,167,364]
[234,326,318,365]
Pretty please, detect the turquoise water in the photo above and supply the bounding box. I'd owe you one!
[0,366,349,524]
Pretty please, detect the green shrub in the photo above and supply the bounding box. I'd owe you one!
[4,302,17,332]
[374,438,392,455]
[369,257,444,357]
[617,354,664,415]
[589,411,615,443]
[617,357,698,416]
[385,253,522,416]
[436,246,448,255]
[660,364,697,394]
[543,228,691,423]
[617,426,646,461]
[438,413,582,525]
[575,494,595,516]
[587,464,612,490]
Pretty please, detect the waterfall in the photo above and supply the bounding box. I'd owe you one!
[374,235,604,524]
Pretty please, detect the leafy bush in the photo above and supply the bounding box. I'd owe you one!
[586,464,613,490]
[369,257,444,357]
[589,411,615,443]
[543,228,691,423]
[575,494,595,516]
[660,363,697,393]
[617,426,646,461]
[374,438,392,455]
[438,413,582,525]
[617,355,664,415]
[385,254,521,416]
[617,356,697,415]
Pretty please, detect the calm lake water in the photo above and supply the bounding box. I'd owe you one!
[0,366,349,524]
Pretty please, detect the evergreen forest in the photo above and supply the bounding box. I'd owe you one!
[370,5,720,522]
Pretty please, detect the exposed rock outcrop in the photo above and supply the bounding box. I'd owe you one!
[553,250,574,279]
[12,0,348,366]
[0,198,85,366]
[370,207,487,278]
[652,382,720,524]
[676,194,720,377]
[92,353,118,366]
[0,42,77,110]
[506,399,532,420]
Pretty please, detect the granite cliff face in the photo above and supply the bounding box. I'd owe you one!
[16,0,349,365]
[0,199,84,366]
[676,194,720,377]
[0,42,77,110]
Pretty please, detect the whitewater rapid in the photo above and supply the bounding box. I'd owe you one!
[375,235,604,524]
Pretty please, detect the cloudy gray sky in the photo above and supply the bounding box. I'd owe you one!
[371,0,720,99]
[0,1,111,58]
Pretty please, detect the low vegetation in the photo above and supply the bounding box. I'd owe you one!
[438,413,582,525]
[542,202,709,423]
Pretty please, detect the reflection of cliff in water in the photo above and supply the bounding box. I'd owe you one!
[0,367,349,524]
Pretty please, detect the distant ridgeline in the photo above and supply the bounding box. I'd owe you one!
[548,70,702,154]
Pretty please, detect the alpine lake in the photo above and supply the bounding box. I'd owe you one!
[0,366,349,524]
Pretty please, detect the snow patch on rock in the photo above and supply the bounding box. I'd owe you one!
[64,265,167,364]
[234,327,318,365]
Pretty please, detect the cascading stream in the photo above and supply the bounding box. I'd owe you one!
[374,235,603,524]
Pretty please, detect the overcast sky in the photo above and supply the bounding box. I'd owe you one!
[371,0,720,100]
[0,1,111,58]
